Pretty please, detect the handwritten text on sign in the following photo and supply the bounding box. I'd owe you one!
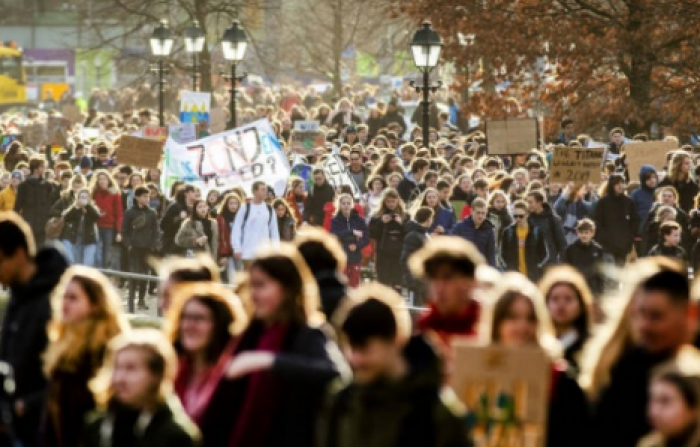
[550,147,604,184]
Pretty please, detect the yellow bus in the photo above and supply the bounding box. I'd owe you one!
[0,45,27,107]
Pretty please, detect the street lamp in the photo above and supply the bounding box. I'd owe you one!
[149,19,173,126]
[409,21,443,148]
[184,20,206,91]
[221,20,249,129]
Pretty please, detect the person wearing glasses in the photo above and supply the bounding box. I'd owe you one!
[499,199,548,281]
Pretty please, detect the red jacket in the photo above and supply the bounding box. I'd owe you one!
[93,189,123,231]
[284,191,305,226]
[217,214,233,257]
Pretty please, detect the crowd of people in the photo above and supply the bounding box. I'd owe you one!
[0,81,700,446]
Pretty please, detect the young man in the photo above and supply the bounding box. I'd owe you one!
[591,261,691,447]
[648,221,686,261]
[472,179,489,201]
[347,149,371,194]
[557,118,576,145]
[562,219,606,296]
[0,212,69,447]
[303,169,336,226]
[631,165,658,254]
[14,156,59,246]
[400,143,417,168]
[499,200,547,282]
[398,158,430,203]
[323,284,468,447]
[451,198,496,267]
[527,190,567,264]
[607,127,626,155]
[122,186,159,309]
[232,181,280,268]
[594,174,639,266]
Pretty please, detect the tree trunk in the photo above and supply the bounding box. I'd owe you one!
[332,0,344,96]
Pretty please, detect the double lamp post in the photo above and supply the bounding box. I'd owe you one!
[148,19,250,129]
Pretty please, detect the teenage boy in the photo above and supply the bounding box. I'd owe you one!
[648,221,686,261]
[232,180,280,268]
[451,198,496,267]
[562,219,606,296]
[323,283,468,447]
[401,207,434,306]
[499,200,547,282]
[472,179,490,201]
[122,186,159,309]
[398,158,430,203]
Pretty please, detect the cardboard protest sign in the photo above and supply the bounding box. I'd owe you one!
[451,342,551,447]
[625,140,678,180]
[61,105,82,124]
[144,125,167,143]
[118,136,163,169]
[550,147,604,184]
[168,124,197,145]
[486,118,538,155]
[291,130,325,155]
[210,107,226,134]
[180,91,211,126]
[163,119,290,197]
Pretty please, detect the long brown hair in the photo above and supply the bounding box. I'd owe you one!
[669,151,691,183]
[89,169,121,196]
[539,266,593,344]
[372,188,406,218]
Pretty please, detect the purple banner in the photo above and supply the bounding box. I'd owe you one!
[23,49,75,76]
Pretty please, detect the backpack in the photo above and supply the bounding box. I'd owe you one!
[241,202,274,240]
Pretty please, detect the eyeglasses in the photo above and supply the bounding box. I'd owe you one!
[514,214,526,219]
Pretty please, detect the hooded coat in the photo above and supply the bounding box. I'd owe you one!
[322,335,468,447]
[528,202,567,264]
[630,165,658,235]
[594,178,639,258]
[0,246,69,444]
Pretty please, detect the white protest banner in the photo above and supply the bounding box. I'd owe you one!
[322,154,361,198]
[163,119,289,197]
[180,91,211,126]
[168,123,197,145]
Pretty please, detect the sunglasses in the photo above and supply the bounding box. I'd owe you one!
[514,214,526,219]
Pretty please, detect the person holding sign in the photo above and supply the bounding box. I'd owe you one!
[488,272,590,447]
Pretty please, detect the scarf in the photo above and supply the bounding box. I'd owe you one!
[173,338,238,426]
[417,301,480,342]
[228,323,288,447]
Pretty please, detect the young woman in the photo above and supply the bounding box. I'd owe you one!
[284,178,306,225]
[489,273,590,447]
[43,266,128,447]
[411,187,456,236]
[487,189,513,245]
[371,153,402,178]
[90,170,123,269]
[122,172,145,211]
[50,174,86,255]
[273,198,297,242]
[176,199,220,260]
[85,329,200,447]
[658,151,698,213]
[639,353,700,447]
[166,282,248,446]
[369,188,409,291]
[62,187,102,267]
[643,186,691,254]
[386,172,403,190]
[221,244,344,447]
[361,175,387,223]
[146,168,161,185]
[148,183,168,219]
[450,174,475,219]
[643,205,677,256]
[216,193,243,283]
[206,190,221,218]
[539,266,594,376]
[330,193,370,288]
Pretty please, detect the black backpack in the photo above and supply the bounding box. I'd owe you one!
[241,202,274,240]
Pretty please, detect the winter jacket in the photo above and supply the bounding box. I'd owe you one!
[14,176,60,244]
[122,204,159,250]
[278,215,297,242]
[322,335,468,447]
[401,220,430,292]
[594,185,639,258]
[398,173,421,204]
[487,206,513,245]
[0,185,17,211]
[216,213,235,257]
[382,111,407,136]
[304,182,336,226]
[553,195,596,244]
[658,177,699,213]
[647,243,686,261]
[641,203,691,255]
[499,224,548,282]
[429,206,456,234]
[50,193,76,241]
[529,202,567,263]
[284,190,305,225]
[0,246,69,444]
[562,240,606,296]
[330,209,370,264]
[160,202,189,256]
[175,218,220,260]
[451,217,497,267]
[62,202,101,245]
[630,165,658,235]
[93,188,123,231]
[84,397,200,447]
[369,213,409,257]
[548,364,591,447]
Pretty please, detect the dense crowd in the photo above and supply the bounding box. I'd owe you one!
[0,82,700,447]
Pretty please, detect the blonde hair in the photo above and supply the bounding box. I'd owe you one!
[44,266,129,378]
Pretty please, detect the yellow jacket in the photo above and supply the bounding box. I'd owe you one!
[0,186,17,212]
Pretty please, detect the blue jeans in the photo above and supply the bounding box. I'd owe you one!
[97,228,115,269]
[73,243,97,267]
[60,239,75,264]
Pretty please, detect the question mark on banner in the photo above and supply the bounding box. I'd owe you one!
[267,157,276,174]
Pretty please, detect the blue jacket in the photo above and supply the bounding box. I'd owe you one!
[451,216,496,267]
[630,165,658,235]
[330,209,369,264]
[429,206,456,234]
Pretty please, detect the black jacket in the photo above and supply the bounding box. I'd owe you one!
[499,224,548,282]
[658,177,699,213]
[314,269,349,327]
[304,182,336,226]
[0,246,69,443]
[401,220,429,291]
[528,202,567,263]
[14,176,60,243]
[594,187,639,257]
[160,201,188,256]
[548,366,590,447]
[61,203,101,245]
[122,204,159,250]
[562,240,606,296]
[397,174,421,204]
